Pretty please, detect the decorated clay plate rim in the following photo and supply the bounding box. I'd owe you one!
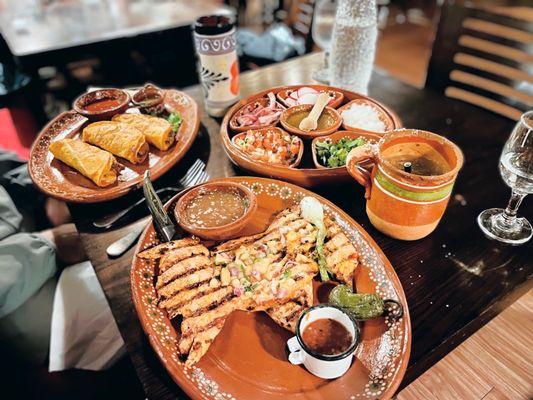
[29,88,200,203]
[130,176,411,400]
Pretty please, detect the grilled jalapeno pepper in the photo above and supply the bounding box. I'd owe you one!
[329,285,402,320]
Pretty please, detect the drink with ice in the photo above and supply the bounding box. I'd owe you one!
[329,0,377,95]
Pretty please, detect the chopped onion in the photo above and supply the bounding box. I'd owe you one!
[299,93,319,105]
[285,260,296,268]
[341,103,386,132]
[270,281,278,294]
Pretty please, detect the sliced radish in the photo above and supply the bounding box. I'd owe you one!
[299,93,319,105]
[289,90,299,100]
[297,87,318,97]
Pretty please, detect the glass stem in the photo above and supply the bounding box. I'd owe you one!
[502,190,526,225]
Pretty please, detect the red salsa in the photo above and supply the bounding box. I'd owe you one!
[84,98,122,112]
[302,318,352,355]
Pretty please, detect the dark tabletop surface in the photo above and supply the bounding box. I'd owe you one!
[67,53,533,399]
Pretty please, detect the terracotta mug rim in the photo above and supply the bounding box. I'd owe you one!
[376,128,464,186]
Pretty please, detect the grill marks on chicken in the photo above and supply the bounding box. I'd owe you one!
[137,237,200,260]
[323,218,359,288]
[140,205,361,366]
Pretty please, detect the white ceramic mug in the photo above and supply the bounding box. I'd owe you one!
[287,304,360,379]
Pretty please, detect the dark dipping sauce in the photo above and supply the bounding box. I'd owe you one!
[302,318,353,356]
[183,188,248,228]
[84,98,123,112]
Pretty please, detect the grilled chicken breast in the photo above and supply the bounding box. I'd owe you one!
[142,203,360,366]
[324,218,359,287]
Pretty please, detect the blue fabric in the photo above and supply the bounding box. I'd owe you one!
[0,151,57,317]
[0,232,56,318]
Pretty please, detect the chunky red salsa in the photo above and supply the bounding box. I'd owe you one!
[302,318,352,355]
[85,98,123,112]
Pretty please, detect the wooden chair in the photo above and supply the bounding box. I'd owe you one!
[425,3,533,120]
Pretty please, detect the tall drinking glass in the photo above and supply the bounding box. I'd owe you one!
[477,110,533,245]
[311,0,337,84]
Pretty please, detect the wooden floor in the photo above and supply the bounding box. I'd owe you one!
[398,290,533,400]
[375,21,433,88]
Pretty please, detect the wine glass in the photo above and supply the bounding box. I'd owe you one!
[478,110,533,245]
[311,0,337,84]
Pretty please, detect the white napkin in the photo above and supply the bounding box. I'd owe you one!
[49,261,126,372]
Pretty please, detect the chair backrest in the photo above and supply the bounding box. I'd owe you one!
[426,3,533,120]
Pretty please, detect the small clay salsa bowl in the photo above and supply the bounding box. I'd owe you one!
[231,127,304,168]
[73,89,131,121]
[338,99,395,134]
[311,130,382,170]
[132,84,165,115]
[174,182,257,241]
[229,96,286,133]
[280,104,342,139]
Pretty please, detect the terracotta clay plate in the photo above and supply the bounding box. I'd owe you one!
[131,176,411,400]
[29,89,200,203]
[221,85,402,188]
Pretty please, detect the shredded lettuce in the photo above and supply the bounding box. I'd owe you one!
[300,196,330,281]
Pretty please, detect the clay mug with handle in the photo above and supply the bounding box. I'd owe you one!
[346,129,464,240]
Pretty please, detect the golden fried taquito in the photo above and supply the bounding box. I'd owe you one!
[49,139,117,187]
[82,121,149,164]
[112,113,175,151]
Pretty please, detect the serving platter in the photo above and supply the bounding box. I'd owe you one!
[131,176,411,400]
[220,85,402,188]
[29,89,200,203]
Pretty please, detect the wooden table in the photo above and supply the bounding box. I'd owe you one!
[68,53,533,399]
[0,0,231,124]
[0,0,230,59]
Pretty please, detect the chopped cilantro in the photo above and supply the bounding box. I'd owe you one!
[280,269,292,280]
[314,137,366,168]
[244,283,259,292]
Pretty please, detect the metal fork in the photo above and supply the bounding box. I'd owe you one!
[94,159,205,229]
[106,167,210,258]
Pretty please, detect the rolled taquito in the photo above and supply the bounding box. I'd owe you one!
[112,113,175,151]
[49,139,117,187]
[82,121,149,164]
